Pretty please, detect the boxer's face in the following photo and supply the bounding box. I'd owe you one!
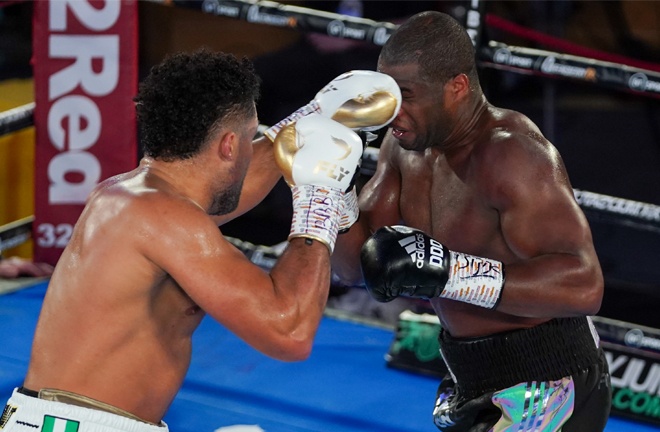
[209,113,258,216]
[234,113,258,184]
[378,62,449,152]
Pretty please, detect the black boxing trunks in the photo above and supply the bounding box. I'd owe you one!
[433,316,612,432]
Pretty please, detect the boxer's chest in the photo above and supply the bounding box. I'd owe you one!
[398,152,501,257]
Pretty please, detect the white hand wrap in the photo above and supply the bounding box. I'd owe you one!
[441,251,505,309]
[289,184,342,253]
[264,101,321,142]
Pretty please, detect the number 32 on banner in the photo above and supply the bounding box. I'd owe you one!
[36,223,73,248]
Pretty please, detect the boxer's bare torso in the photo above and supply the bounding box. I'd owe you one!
[384,106,554,337]
[24,166,209,424]
[20,49,370,427]
[369,101,600,337]
[23,115,341,423]
[334,63,602,338]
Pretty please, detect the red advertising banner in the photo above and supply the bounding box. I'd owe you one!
[33,0,138,265]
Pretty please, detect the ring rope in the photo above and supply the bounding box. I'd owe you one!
[574,190,660,226]
[484,14,660,73]
[148,0,660,100]
[2,1,658,248]
[0,216,33,254]
[1,106,658,235]
[0,102,34,136]
[147,0,398,46]
[479,42,660,100]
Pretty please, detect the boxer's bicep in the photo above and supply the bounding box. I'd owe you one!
[147,206,271,316]
[497,146,589,260]
[201,237,331,361]
[148,192,331,361]
[490,140,603,317]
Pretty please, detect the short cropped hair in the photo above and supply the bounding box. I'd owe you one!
[135,48,261,161]
[379,11,478,86]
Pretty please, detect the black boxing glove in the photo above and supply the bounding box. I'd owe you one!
[360,226,505,309]
[433,374,499,431]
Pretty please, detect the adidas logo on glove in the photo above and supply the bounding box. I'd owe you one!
[394,226,445,269]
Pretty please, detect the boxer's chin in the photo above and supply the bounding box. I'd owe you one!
[210,180,243,216]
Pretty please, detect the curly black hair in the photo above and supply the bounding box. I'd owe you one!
[134,48,260,161]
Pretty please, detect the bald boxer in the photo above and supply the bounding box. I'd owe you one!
[0,50,399,432]
[333,12,612,432]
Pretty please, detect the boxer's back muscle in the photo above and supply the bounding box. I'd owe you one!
[24,171,205,424]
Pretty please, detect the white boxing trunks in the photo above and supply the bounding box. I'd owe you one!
[1,388,168,432]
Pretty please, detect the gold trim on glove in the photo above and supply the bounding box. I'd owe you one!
[331,91,399,130]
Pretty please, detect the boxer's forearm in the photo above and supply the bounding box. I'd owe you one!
[331,219,371,286]
[492,252,604,318]
[244,115,363,360]
[261,238,332,361]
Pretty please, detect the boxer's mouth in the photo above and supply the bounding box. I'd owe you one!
[392,127,407,139]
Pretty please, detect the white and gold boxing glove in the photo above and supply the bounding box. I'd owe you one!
[264,70,402,141]
[274,114,364,252]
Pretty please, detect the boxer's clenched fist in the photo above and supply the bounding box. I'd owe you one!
[274,114,363,252]
[264,70,402,141]
[361,225,505,309]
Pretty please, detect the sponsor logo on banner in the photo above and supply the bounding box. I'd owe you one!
[202,0,241,18]
[493,48,533,69]
[629,73,649,91]
[326,20,367,41]
[605,349,660,425]
[372,26,391,46]
[32,1,138,265]
[573,190,660,223]
[246,5,296,27]
[540,56,597,81]
[625,329,660,351]
[629,72,660,94]
[595,316,660,426]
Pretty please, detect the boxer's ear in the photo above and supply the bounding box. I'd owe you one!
[446,73,470,103]
[217,131,237,161]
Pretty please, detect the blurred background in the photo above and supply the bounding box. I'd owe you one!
[1,0,659,328]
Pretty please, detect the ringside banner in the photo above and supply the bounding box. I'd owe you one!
[33,0,138,265]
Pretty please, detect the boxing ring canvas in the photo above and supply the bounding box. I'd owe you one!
[0,281,656,432]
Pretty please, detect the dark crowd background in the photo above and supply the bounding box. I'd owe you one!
[1,0,659,328]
